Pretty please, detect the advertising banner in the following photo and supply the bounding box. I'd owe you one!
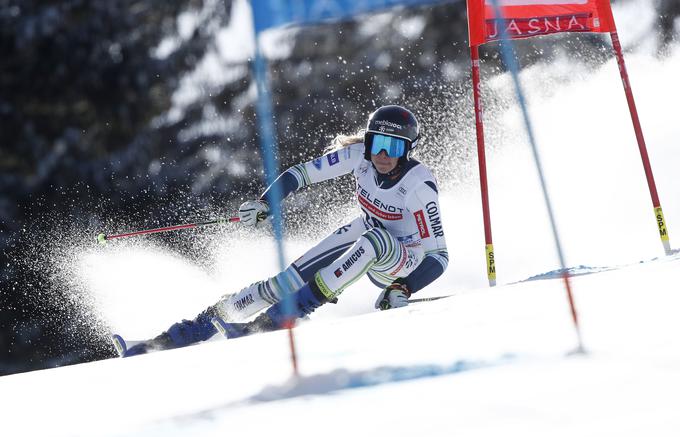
[251,0,455,33]
[467,0,616,46]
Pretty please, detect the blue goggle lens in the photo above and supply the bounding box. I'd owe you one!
[369,134,406,158]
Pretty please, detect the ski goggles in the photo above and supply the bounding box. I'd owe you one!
[366,133,407,158]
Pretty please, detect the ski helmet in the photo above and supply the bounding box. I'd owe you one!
[364,105,420,161]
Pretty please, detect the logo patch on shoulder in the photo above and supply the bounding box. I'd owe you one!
[327,151,340,166]
[312,157,323,170]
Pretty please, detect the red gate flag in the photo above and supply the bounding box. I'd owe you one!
[467,0,617,46]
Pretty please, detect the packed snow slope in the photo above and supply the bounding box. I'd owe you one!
[1,253,680,436]
[2,1,680,435]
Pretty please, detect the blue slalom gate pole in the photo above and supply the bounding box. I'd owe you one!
[252,37,299,374]
[488,0,585,354]
[252,44,286,272]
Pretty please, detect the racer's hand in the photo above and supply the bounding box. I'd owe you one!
[375,281,411,310]
[238,200,270,227]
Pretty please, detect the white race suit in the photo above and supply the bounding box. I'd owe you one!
[218,143,449,320]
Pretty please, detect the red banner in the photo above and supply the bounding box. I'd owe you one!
[467,0,616,46]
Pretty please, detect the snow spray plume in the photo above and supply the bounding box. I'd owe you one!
[6,189,116,369]
[5,183,241,369]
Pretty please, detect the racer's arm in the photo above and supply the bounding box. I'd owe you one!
[400,180,449,293]
[260,143,363,204]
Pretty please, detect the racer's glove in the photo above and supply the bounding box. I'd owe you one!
[238,199,270,227]
[375,280,411,311]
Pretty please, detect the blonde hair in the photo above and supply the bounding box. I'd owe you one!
[324,130,365,154]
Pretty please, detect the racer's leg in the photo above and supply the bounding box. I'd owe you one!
[313,227,423,299]
[122,220,366,356]
[119,219,367,356]
[213,217,367,321]
[221,227,423,338]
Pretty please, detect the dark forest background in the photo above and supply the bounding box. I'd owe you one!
[1,0,677,376]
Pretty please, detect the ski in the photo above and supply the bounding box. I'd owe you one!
[111,334,147,358]
[211,317,249,338]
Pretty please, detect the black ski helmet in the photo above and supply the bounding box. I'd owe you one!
[364,105,420,161]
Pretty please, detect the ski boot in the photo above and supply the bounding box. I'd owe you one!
[113,306,219,357]
[111,333,174,358]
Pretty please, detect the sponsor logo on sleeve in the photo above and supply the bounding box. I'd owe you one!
[414,210,430,238]
[327,151,340,166]
[426,201,445,237]
[312,157,323,169]
[334,268,343,278]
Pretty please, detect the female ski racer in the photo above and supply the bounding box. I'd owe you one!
[113,105,449,357]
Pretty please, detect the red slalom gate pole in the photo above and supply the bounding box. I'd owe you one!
[484,0,585,352]
[561,271,585,354]
[97,217,240,244]
[282,319,299,376]
[610,31,671,255]
[471,45,497,286]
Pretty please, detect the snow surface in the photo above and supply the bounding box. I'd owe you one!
[2,1,680,435]
[2,252,680,436]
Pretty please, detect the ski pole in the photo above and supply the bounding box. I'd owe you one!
[410,295,453,304]
[97,217,240,245]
